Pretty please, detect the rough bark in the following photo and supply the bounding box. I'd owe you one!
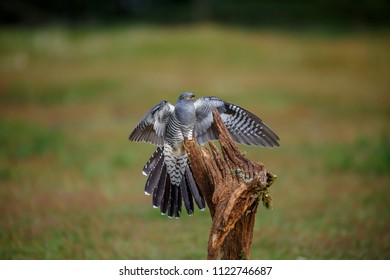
[184,108,276,260]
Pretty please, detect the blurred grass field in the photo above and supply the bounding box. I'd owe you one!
[0,24,389,259]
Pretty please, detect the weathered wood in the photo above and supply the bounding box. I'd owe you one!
[184,108,275,260]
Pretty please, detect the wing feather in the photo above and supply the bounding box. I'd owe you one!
[129,100,174,146]
[194,96,280,147]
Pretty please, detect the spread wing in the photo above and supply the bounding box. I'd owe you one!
[129,100,174,146]
[194,96,280,147]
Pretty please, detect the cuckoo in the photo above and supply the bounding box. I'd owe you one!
[129,93,279,218]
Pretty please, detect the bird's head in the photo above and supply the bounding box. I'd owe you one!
[178,92,195,102]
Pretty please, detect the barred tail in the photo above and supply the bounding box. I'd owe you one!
[184,165,205,212]
[143,148,205,218]
[143,146,164,176]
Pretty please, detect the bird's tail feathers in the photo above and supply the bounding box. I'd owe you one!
[152,164,167,207]
[143,146,164,176]
[143,148,205,218]
[168,186,182,218]
[185,165,205,210]
[159,173,171,215]
[180,177,194,216]
[144,148,165,195]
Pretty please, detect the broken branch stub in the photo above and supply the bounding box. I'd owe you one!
[184,108,275,260]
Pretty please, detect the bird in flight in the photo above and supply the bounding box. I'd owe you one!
[129,92,279,218]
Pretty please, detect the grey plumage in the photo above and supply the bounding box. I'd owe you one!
[129,93,279,218]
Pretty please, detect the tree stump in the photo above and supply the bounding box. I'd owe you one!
[183,108,276,260]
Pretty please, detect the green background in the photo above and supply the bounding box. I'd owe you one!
[0,2,389,259]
